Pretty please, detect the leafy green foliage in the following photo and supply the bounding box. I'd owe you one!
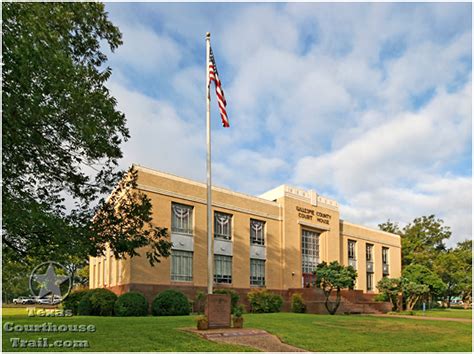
[383,215,451,268]
[62,289,90,315]
[2,2,171,268]
[402,264,446,310]
[152,290,191,316]
[233,304,245,318]
[114,292,148,317]
[214,288,240,314]
[247,289,283,313]
[376,277,402,311]
[194,291,206,314]
[314,261,357,315]
[77,288,117,316]
[291,293,306,313]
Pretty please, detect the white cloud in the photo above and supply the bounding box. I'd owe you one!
[112,22,183,74]
[107,78,206,182]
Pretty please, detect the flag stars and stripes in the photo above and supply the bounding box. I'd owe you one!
[209,47,230,128]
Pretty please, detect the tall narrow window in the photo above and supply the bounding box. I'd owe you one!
[366,243,374,291]
[214,255,232,283]
[214,212,232,240]
[366,244,373,261]
[348,240,356,259]
[367,272,373,291]
[171,250,193,281]
[301,229,320,275]
[382,247,389,276]
[250,259,265,286]
[171,203,193,235]
[382,247,389,264]
[250,219,265,245]
[348,240,357,269]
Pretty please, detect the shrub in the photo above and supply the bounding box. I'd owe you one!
[247,289,283,313]
[194,291,206,314]
[214,289,240,313]
[291,293,306,313]
[62,289,90,315]
[114,292,148,316]
[374,293,389,302]
[77,288,117,316]
[233,304,245,318]
[152,289,191,316]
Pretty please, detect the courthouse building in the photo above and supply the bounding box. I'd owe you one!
[89,165,401,304]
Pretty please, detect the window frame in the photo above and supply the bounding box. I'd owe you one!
[214,211,232,240]
[348,240,357,260]
[171,203,194,235]
[250,258,265,287]
[214,255,232,284]
[250,219,265,246]
[301,229,320,275]
[171,250,193,282]
[366,243,373,262]
[382,247,389,264]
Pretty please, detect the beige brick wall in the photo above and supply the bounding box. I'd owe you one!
[89,166,402,294]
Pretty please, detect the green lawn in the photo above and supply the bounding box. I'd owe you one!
[245,312,472,352]
[2,308,472,352]
[394,308,472,319]
[2,308,251,352]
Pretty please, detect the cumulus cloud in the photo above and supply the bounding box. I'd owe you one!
[104,3,471,245]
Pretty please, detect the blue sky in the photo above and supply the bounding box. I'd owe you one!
[103,2,472,246]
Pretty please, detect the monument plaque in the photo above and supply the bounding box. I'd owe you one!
[205,294,231,329]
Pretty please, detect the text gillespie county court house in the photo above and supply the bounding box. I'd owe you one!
[89,164,401,313]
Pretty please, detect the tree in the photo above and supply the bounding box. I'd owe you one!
[402,264,446,310]
[453,240,472,309]
[433,250,464,307]
[314,261,357,315]
[401,215,451,268]
[378,220,402,235]
[376,277,402,311]
[2,3,171,266]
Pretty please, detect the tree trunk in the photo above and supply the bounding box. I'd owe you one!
[323,287,341,315]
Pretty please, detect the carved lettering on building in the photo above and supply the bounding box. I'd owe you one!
[296,206,331,225]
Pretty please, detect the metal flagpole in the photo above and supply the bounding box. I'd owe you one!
[206,32,213,295]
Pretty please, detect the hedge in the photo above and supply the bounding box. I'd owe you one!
[152,289,191,316]
[114,292,148,316]
[77,288,117,316]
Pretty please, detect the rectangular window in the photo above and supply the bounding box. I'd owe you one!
[367,272,373,291]
[214,212,232,240]
[250,259,265,286]
[171,250,193,281]
[348,240,356,260]
[214,255,232,284]
[250,219,265,245]
[382,247,389,264]
[302,229,320,274]
[171,203,193,235]
[366,244,373,261]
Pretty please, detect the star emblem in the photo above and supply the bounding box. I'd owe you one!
[33,262,69,299]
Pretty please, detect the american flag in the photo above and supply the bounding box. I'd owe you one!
[209,47,230,127]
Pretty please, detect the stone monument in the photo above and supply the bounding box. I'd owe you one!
[205,293,231,328]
